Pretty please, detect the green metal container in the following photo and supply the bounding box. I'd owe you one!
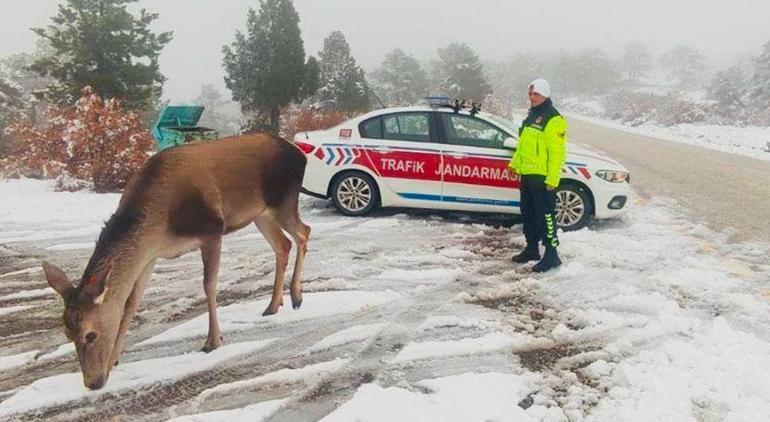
[152,106,218,151]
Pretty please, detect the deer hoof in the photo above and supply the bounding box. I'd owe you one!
[202,337,223,353]
[291,291,302,310]
[262,306,278,317]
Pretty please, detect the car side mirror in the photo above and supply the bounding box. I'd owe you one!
[503,137,516,149]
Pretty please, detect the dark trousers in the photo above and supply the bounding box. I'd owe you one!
[519,174,559,249]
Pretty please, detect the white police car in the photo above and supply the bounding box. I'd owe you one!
[294,99,630,231]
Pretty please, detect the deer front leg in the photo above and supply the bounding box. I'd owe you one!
[255,216,291,316]
[201,236,223,352]
[110,260,155,367]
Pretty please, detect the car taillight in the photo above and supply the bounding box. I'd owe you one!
[295,141,315,154]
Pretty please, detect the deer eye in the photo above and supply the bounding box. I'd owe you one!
[85,332,98,344]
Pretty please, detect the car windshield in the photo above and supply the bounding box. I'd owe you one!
[484,114,520,138]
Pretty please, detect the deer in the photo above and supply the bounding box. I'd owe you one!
[41,133,311,390]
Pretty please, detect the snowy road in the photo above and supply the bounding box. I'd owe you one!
[1,179,769,421]
[569,118,770,243]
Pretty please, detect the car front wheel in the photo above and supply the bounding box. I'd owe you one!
[331,172,379,216]
[555,184,593,231]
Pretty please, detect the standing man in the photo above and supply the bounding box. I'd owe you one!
[508,79,567,272]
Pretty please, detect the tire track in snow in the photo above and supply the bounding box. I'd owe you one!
[26,287,402,420]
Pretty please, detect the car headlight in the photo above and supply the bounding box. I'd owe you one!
[595,170,629,183]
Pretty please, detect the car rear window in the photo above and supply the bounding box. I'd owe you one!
[360,117,383,139]
[382,113,431,143]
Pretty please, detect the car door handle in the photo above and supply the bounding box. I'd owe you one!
[372,146,391,154]
[447,152,466,159]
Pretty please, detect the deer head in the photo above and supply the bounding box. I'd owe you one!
[43,261,121,390]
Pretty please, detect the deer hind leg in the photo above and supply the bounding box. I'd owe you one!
[275,209,310,310]
[255,215,292,316]
[201,236,223,352]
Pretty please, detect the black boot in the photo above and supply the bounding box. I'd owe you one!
[512,244,541,263]
[532,247,561,272]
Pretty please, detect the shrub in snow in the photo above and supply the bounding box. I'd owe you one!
[601,90,707,126]
[558,96,604,118]
[601,90,659,126]
[654,96,707,126]
[1,105,70,179]
[0,51,58,161]
[747,106,770,127]
[54,174,93,192]
[280,105,348,142]
[2,87,153,192]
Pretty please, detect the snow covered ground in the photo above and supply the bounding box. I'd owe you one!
[553,97,770,162]
[0,178,769,421]
[568,114,770,162]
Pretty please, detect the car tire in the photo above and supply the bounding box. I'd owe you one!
[331,172,380,216]
[555,183,593,231]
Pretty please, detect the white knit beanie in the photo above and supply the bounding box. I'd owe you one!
[529,78,551,98]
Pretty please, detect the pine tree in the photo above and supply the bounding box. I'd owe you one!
[373,49,428,106]
[485,54,547,108]
[2,51,52,105]
[223,0,314,133]
[301,56,321,101]
[316,31,371,113]
[193,84,242,137]
[553,48,621,95]
[1,46,58,159]
[0,77,23,116]
[708,66,747,112]
[620,40,652,84]
[29,0,172,110]
[752,41,770,105]
[0,70,24,158]
[660,45,707,88]
[435,43,492,102]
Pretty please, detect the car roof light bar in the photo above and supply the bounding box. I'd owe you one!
[424,96,482,116]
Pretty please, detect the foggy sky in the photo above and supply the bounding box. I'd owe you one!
[2,0,769,102]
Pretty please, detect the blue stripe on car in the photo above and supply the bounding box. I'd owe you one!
[398,193,520,207]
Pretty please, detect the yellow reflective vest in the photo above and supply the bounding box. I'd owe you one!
[508,99,567,188]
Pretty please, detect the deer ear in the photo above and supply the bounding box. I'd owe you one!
[43,261,73,298]
[80,262,113,305]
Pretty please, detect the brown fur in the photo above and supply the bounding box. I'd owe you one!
[43,133,310,390]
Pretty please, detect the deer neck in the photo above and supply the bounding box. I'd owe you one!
[83,206,158,304]
[103,243,156,304]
